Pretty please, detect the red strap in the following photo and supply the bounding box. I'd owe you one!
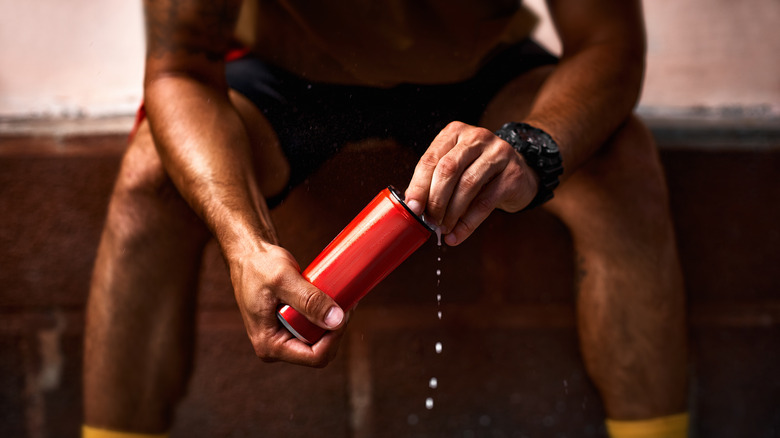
[128,103,146,144]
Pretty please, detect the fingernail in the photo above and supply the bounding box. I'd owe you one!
[445,233,458,246]
[324,306,344,328]
[407,199,423,215]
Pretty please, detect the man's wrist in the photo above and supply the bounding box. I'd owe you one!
[494,122,564,210]
[216,218,278,263]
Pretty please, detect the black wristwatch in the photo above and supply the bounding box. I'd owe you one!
[494,122,564,210]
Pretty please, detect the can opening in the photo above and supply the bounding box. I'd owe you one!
[387,185,435,233]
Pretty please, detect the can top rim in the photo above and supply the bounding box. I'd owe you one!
[387,185,435,233]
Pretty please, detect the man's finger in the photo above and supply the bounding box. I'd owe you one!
[444,176,503,246]
[405,123,462,216]
[439,152,503,233]
[277,275,344,331]
[427,141,484,228]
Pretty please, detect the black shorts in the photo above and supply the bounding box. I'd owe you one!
[225,39,557,191]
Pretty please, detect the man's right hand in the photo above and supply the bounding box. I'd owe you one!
[228,243,348,367]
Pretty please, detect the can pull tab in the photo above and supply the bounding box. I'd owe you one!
[420,213,442,247]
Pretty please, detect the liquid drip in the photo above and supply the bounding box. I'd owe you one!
[423,229,444,413]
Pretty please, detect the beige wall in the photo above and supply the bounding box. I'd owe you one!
[526,0,780,119]
[1,0,778,120]
[0,0,144,119]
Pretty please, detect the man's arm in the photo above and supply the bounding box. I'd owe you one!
[405,0,647,245]
[142,0,346,366]
[525,0,646,175]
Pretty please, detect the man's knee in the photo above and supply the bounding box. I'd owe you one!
[546,115,674,246]
[229,90,291,198]
[106,120,207,246]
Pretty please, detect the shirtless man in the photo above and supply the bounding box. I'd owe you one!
[83,0,689,437]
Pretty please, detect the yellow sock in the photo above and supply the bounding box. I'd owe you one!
[82,425,168,438]
[606,412,689,438]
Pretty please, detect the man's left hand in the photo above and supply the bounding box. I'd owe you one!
[405,121,539,246]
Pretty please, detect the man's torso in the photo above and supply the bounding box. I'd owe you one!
[234,0,537,86]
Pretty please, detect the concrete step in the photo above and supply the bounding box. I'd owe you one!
[1,130,778,437]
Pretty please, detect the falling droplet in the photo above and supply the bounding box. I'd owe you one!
[437,311,442,319]
[435,342,443,354]
[429,377,438,389]
[425,397,434,409]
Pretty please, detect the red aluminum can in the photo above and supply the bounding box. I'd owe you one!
[277,185,433,344]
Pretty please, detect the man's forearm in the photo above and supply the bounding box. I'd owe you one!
[523,41,645,180]
[144,75,278,256]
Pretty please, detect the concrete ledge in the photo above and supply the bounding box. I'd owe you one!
[0,115,136,138]
[2,112,780,150]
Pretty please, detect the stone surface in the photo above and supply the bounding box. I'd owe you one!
[1,133,778,437]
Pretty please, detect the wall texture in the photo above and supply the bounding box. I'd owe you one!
[0,0,144,118]
[1,0,778,120]
[526,0,780,118]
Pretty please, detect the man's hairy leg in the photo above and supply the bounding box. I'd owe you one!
[482,68,687,420]
[83,119,211,433]
[83,91,290,433]
[544,116,688,419]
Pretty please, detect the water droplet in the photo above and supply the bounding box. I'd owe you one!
[436,269,441,276]
[437,311,442,319]
[425,397,434,409]
[428,377,438,389]
[435,342,443,354]
[437,256,441,262]
[436,294,441,303]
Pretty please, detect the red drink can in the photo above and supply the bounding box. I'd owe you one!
[277,185,433,344]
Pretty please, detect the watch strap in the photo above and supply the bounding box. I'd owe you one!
[494,122,564,210]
